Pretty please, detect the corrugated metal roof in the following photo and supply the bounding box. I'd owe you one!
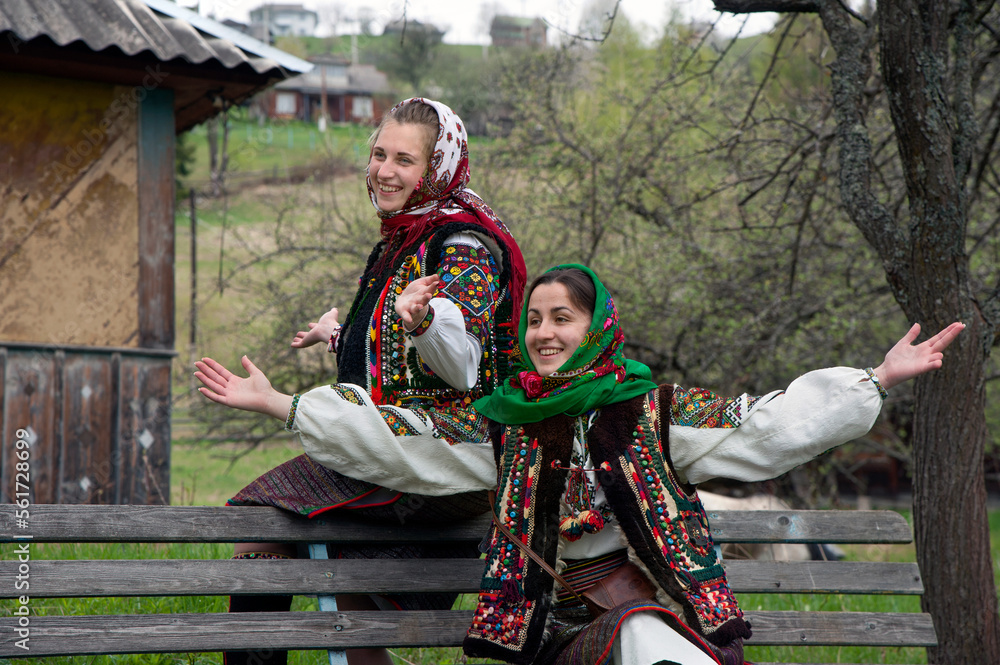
[275,62,389,95]
[0,0,312,77]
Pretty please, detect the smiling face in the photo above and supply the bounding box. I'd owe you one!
[368,121,432,212]
[524,282,592,377]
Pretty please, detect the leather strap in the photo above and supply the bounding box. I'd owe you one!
[489,501,587,605]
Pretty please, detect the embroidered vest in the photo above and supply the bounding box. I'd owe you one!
[463,387,751,664]
[336,222,516,409]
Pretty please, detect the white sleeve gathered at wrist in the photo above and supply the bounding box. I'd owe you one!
[669,366,883,485]
[408,296,481,390]
[291,384,496,495]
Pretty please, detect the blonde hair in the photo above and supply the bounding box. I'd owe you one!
[368,101,439,161]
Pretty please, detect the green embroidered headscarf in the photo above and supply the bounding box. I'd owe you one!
[473,264,657,424]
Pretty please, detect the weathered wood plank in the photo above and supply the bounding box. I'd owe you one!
[0,559,923,598]
[137,86,175,350]
[706,509,913,544]
[742,610,937,647]
[117,357,171,505]
[0,506,494,543]
[0,559,487,597]
[1,351,58,504]
[0,506,912,544]
[59,354,115,504]
[0,610,472,656]
[722,560,925,594]
[0,610,936,657]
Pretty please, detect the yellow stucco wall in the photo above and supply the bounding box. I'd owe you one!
[0,72,140,347]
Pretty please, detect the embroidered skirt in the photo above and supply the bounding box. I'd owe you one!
[229,453,490,611]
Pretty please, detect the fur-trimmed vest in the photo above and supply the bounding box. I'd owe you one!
[463,386,751,664]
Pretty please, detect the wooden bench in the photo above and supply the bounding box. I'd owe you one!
[0,505,937,663]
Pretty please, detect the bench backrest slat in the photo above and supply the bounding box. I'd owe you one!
[0,506,913,544]
[744,610,938,647]
[0,609,937,658]
[0,559,924,598]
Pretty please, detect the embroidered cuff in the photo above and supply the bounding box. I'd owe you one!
[285,393,301,431]
[407,304,435,336]
[864,367,888,400]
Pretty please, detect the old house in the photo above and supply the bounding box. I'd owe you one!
[0,0,310,505]
[261,53,390,123]
[490,15,547,49]
[249,3,319,40]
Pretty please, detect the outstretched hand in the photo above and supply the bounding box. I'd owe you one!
[873,322,965,390]
[194,356,292,421]
[291,307,340,349]
[396,274,441,331]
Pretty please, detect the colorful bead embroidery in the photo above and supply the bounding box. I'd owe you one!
[471,430,540,649]
[376,405,423,437]
[437,242,499,348]
[330,385,366,406]
[408,304,435,336]
[626,396,742,630]
[670,387,760,428]
[425,406,490,445]
[366,237,506,410]
[864,367,888,400]
[284,393,301,431]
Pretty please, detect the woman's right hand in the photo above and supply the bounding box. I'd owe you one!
[872,321,965,390]
[291,307,339,348]
[396,275,440,331]
[195,355,292,421]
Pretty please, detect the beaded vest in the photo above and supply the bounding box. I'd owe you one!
[336,222,516,410]
[463,386,750,664]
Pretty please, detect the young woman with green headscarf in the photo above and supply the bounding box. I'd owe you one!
[200,262,962,665]
[463,264,964,665]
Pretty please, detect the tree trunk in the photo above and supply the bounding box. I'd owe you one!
[912,321,998,664]
[711,1,1000,662]
[871,1,999,662]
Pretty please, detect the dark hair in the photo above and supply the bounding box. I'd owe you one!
[368,100,439,161]
[527,268,596,316]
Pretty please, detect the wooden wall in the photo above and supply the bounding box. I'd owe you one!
[0,72,141,347]
[0,74,176,505]
[0,345,171,505]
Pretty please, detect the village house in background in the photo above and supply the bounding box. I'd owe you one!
[0,0,310,506]
[381,17,446,41]
[249,3,319,42]
[490,15,547,49]
[258,53,390,124]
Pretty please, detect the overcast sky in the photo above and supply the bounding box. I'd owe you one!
[179,0,776,45]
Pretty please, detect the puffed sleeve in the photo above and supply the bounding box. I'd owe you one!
[407,232,502,390]
[289,383,497,495]
[667,367,884,485]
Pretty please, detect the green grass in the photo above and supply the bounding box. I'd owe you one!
[170,439,304,507]
[182,117,372,185]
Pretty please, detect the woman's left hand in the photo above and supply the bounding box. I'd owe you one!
[872,321,966,390]
[396,274,441,331]
[195,356,293,421]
